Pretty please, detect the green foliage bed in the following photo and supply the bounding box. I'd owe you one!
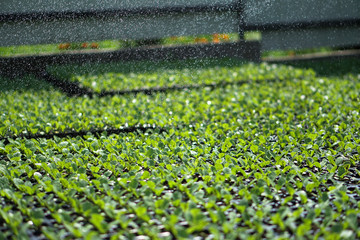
[48,61,311,93]
[0,58,359,239]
